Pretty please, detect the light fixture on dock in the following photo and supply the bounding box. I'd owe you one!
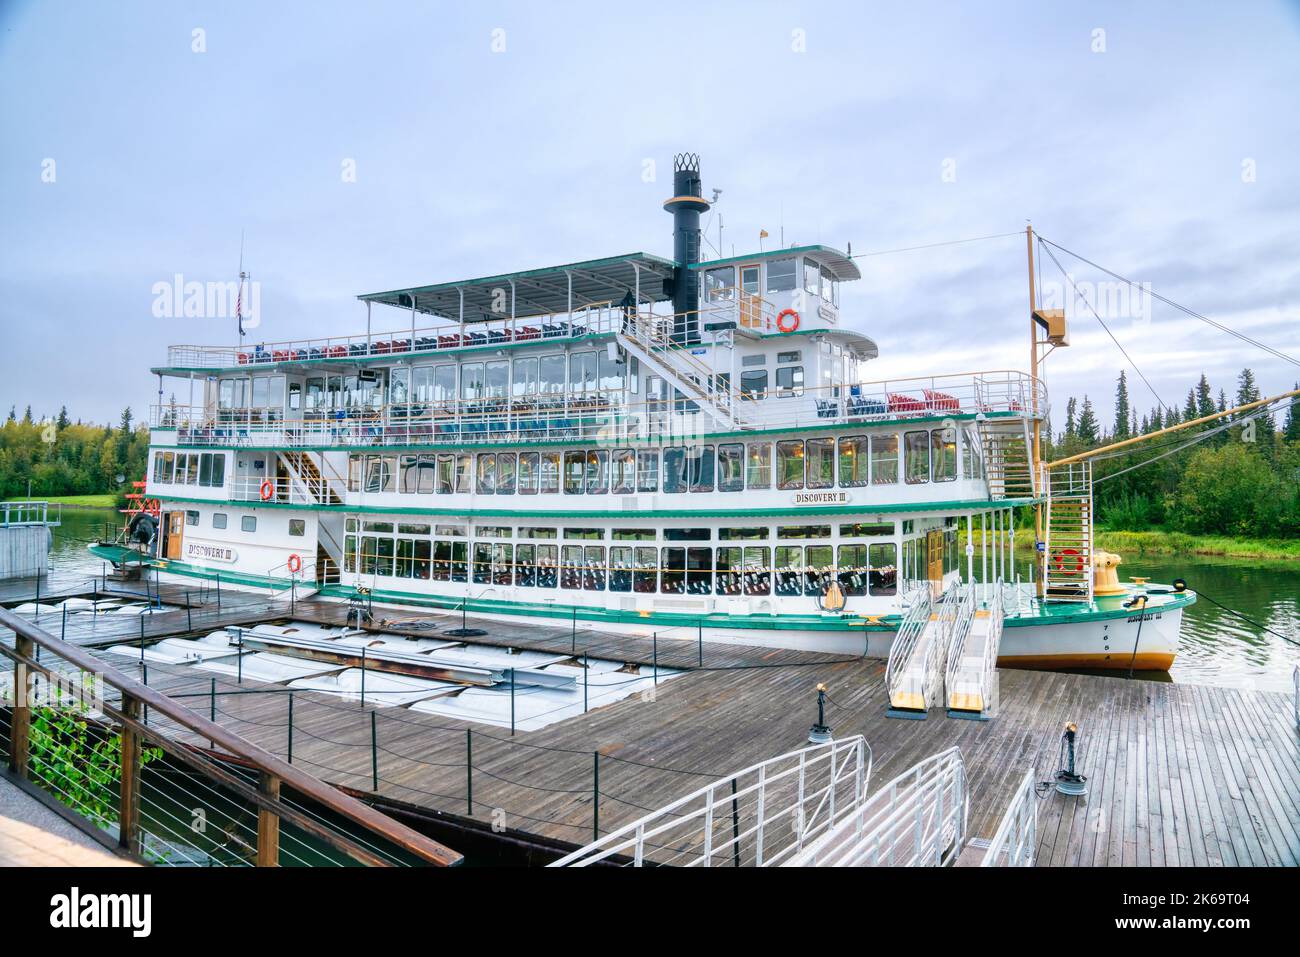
[807,683,832,744]
[1053,721,1088,796]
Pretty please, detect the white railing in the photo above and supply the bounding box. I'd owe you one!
[945,580,1002,718]
[886,585,949,714]
[150,370,1046,449]
[782,747,968,866]
[548,736,872,867]
[0,500,61,527]
[980,769,1037,866]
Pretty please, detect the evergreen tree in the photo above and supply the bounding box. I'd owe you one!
[1196,374,1215,418]
[1076,395,1099,444]
[1183,388,1198,423]
[1235,367,1274,452]
[56,406,70,431]
[21,405,32,424]
[6,406,14,422]
[1113,371,1131,439]
[1150,407,1164,432]
[1063,397,1077,440]
[1285,383,1300,442]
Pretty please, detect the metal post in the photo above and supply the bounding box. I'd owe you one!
[370,711,379,791]
[33,577,39,619]
[510,668,516,736]
[653,632,658,685]
[210,677,216,723]
[465,729,473,815]
[583,655,588,713]
[730,778,741,867]
[216,571,221,609]
[287,693,294,764]
[139,614,146,663]
[186,596,192,632]
[61,603,67,640]
[592,751,600,842]
[572,605,577,654]
[360,644,366,708]
[698,619,703,667]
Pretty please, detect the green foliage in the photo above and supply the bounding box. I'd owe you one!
[0,408,148,499]
[28,707,163,830]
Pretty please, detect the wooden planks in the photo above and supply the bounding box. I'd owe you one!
[63,608,1300,868]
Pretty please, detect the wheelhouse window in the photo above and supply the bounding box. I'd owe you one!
[740,369,768,399]
[704,266,735,302]
[803,259,820,296]
[775,365,804,397]
[766,257,796,293]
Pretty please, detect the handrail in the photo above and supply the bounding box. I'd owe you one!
[0,606,461,866]
[1,500,61,528]
[885,586,933,706]
[548,735,872,867]
[782,746,967,866]
[980,768,1037,866]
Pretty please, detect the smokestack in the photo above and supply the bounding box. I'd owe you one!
[663,153,710,345]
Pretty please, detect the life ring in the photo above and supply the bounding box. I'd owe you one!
[1053,548,1084,574]
[286,553,303,575]
[776,308,800,333]
[259,480,274,501]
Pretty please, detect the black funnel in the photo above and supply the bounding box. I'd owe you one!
[663,153,710,345]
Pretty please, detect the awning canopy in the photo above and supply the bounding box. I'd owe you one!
[358,252,678,322]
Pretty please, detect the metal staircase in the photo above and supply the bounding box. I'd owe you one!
[1043,461,1093,602]
[616,311,746,429]
[885,585,949,717]
[280,450,345,506]
[978,417,1036,499]
[945,581,1004,719]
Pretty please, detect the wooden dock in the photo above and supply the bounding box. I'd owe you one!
[65,600,1295,868]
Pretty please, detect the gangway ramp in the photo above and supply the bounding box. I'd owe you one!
[946,582,1004,720]
[886,584,964,718]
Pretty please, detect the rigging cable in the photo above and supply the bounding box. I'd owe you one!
[1190,589,1300,648]
[1039,240,1170,412]
[1037,236,1300,369]
[849,230,1023,259]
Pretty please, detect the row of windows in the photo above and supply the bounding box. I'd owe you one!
[182,510,304,536]
[343,518,897,542]
[153,451,227,487]
[702,256,840,306]
[346,430,975,495]
[343,537,898,598]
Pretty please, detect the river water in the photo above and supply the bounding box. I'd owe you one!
[46,508,1300,693]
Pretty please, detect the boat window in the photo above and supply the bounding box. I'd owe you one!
[455,454,472,493]
[803,259,820,296]
[584,450,609,495]
[565,527,605,540]
[838,436,869,487]
[472,542,493,584]
[583,546,606,590]
[766,257,796,293]
[869,542,897,596]
[775,546,803,596]
[493,543,514,586]
[411,366,433,403]
[609,546,633,592]
[461,363,485,401]
[740,369,768,399]
[806,437,835,489]
[348,454,362,492]
[821,271,836,306]
[931,428,957,482]
[962,426,982,480]
[598,352,623,392]
[636,450,659,492]
[536,544,558,587]
[518,452,539,494]
[512,357,538,398]
[871,435,899,485]
[212,512,227,529]
[688,446,715,492]
[687,547,712,594]
[741,353,767,368]
[433,365,457,404]
[777,350,801,364]
[840,522,894,537]
[436,453,455,494]
[417,454,436,494]
[838,545,868,597]
[476,453,496,494]
[746,443,772,489]
[485,361,509,399]
[805,545,833,596]
[777,440,805,490]
[475,525,511,538]
[389,367,410,405]
[716,547,742,595]
[241,515,257,533]
[305,378,325,411]
[519,526,557,539]
[570,352,597,395]
[185,510,199,527]
[288,382,302,412]
[613,528,656,540]
[663,447,688,493]
[904,430,930,484]
[539,355,566,395]
[661,547,686,594]
[252,376,269,408]
[516,544,537,587]
[633,547,658,593]
[717,444,744,492]
[720,527,766,540]
[665,528,710,541]
[561,545,583,590]
[539,451,561,494]
[400,454,419,493]
[563,451,584,494]
[778,525,831,539]
[704,266,735,302]
[775,366,804,397]
[497,452,517,494]
[198,453,214,487]
[611,449,635,495]
[744,547,771,595]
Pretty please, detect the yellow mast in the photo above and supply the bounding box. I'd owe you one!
[1026,225,1045,597]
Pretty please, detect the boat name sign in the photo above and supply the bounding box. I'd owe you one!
[185,541,238,563]
[792,491,850,506]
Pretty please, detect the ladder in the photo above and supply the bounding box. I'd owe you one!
[616,311,747,429]
[1043,461,1093,602]
[978,417,1036,499]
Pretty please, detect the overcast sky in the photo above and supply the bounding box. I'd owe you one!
[2,1,1298,427]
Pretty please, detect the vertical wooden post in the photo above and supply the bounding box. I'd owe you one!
[256,771,281,867]
[118,694,142,856]
[9,637,33,778]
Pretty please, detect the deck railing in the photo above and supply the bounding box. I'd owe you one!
[980,768,1037,866]
[0,607,460,866]
[548,735,872,867]
[1,500,61,528]
[150,370,1046,449]
[782,746,968,866]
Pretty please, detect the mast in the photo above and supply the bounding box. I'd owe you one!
[1026,224,1044,597]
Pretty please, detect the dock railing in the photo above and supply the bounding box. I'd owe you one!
[548,735,871,867]
[782,746,968,866]
[0,606,461,866]
[1,500,61,528]
[980,769,1037,867]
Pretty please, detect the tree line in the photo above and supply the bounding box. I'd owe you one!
[1047,369,1300,539]
[0,406,150,503]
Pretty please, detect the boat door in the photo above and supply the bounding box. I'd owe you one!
[739,265,762,329]
[926,529,944,600]
[162,510,185,560]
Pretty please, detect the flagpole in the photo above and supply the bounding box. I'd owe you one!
[237,229,246,348]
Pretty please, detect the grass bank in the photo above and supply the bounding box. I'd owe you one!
[3,494,118,509]
[1094,529,1300,561]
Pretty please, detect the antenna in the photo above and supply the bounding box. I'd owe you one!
[237,230,247,346]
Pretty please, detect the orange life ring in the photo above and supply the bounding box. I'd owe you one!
[1053,548,1084,574]
[259,479,274,501]
[287,553,303,574]
[776,308,800,333]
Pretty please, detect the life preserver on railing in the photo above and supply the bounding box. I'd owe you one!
[286,553,303,575]
[776,308,800,333]
[1053,548,1084,574]
[259,480,274,501]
